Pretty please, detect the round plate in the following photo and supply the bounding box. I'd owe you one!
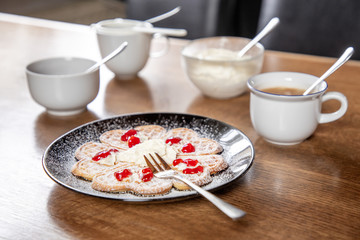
[43,112,254,202]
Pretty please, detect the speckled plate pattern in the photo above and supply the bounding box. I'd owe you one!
[43,112,254,202]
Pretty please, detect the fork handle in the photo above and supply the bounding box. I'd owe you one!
[173,175,246,220]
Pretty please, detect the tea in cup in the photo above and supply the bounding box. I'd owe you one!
[93,18,169,80]
[247,71,348,145]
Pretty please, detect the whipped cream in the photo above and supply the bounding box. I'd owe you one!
[186,47,261,99]
[98,152,117,166]
[116,139,177,167]
[196,48,241,61]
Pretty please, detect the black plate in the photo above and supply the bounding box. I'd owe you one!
[43,112,254,202]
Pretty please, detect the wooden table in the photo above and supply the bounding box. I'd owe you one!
[1,13,359,240]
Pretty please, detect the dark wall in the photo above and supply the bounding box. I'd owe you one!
[126,0,358,59]
[126,0,262,39]
[258,0,360,59]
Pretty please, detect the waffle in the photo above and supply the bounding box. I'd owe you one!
[99,125,166,150]
[99,129,129,150]
[172,165,212,190]
[178,138,223,156]
[164,128,199,142]
[74,141,118,161]
[134,125,167,139]
[164,128,223,155]
[92,165,173,195]
[72,141,127,180]
[71,125,227,196]
[177,154,228,175]
[71,159,103,181]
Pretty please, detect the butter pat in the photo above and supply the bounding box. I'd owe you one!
[116,139,177,167]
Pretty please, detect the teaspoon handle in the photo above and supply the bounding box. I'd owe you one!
[85,41,128,73]
[145,6,181,24]
[303,47,354,95]
[237,17,280,58]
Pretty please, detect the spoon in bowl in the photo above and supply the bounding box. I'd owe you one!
[85,41,128,73]
[302,47,354,95]
[237,17,280,58]
[145,6,181,24]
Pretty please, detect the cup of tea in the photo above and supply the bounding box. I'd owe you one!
[247,71,348,145]
[93,18,169,80]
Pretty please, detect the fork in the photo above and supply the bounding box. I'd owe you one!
[144,153,246,220]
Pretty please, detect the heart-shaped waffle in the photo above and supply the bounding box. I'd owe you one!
[100,125,166,150]
[92,165,173,195]
[71,125,227,196]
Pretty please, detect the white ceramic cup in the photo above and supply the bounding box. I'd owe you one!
[247,72,348,145]
[26,57,100,116]
[93,18,169,80]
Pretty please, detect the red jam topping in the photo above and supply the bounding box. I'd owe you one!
[183,166,204,174]
[128,136,141,148]
[114,169,132,181]
[173,158,199,167]
[121,129,137,141]
[141,168,154,182]
[92,149,119,161]
[172,158,203,174]
[181,143,195,153]
[173,158,183,166]
[165,137,182,145]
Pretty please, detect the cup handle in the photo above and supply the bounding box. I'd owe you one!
[150,33,169,58]
[319,91,348,124]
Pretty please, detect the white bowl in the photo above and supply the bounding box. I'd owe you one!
[26,57,100,116]
[181,36,264,99]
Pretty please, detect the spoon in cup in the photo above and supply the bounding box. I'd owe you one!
[237,17,280,58]
[145,6,181,24]
[85,41,128,73]
[302,47,354,95]
[134,6,186,37]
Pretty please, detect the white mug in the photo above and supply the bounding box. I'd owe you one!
[247,72,348,145]
[93,19,169,80]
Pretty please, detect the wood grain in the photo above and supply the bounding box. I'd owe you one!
[0,13,359,240]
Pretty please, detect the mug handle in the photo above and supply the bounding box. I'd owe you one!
[319,91,348,124]
[150,33,169,58]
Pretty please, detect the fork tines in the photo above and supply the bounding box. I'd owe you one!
[144,153,172,173]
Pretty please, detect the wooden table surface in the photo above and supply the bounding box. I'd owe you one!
[0,13,359,240]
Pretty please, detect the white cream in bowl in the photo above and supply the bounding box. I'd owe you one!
[182,37,264,99]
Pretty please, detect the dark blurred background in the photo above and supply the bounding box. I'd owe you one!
[1,0,359,59]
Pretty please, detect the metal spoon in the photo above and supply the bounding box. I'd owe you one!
[145,6,181,24]
[134,7,186,37]
[303,47,354,95]
[85,41,128,73]
[133,26,187,37]
[237,17,280,58]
